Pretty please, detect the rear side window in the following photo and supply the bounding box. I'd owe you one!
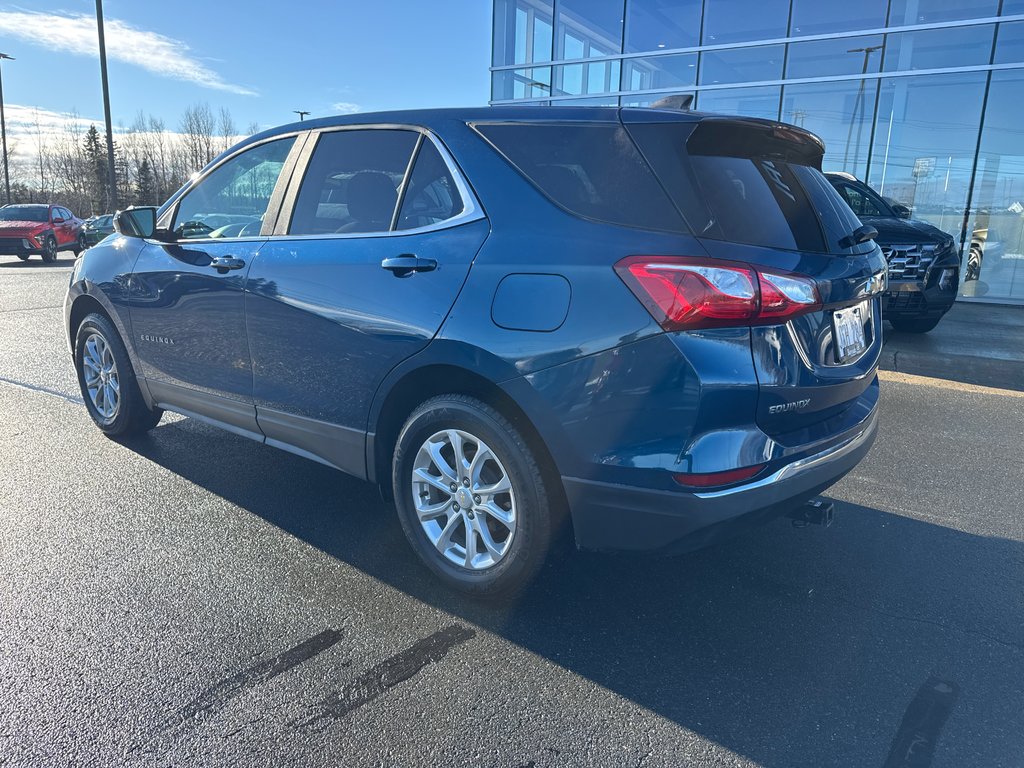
[395,140,464,231]
[628,121,871,254]
[289,129,418,235]
[473,122,687,233]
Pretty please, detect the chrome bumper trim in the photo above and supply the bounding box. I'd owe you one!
[694,410,878,499]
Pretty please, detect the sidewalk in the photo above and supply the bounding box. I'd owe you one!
[879,301,1024,391]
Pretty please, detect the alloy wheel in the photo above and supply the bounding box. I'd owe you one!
[82,332,120,421]
[410,428,517,570]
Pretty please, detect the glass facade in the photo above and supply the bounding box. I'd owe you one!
[491,0,1024,304]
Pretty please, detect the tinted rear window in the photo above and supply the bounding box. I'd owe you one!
[628,121,872,254]
[473,122,687,233]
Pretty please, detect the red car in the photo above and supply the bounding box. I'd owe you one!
[0,203,85,262]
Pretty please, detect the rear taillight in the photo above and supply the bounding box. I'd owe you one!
[615,256,821,331]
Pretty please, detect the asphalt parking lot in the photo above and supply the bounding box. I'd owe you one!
[2,254,1023,767]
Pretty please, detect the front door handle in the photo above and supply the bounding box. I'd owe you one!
[381,254,437,277]
[209,256,246,273]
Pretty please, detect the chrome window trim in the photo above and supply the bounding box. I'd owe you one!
[272,123,485,241]
[489,14,1024,70]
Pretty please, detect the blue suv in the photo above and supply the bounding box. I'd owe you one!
[65,107,886,596]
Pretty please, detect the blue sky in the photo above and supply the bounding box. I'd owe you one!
[0,0,492,136]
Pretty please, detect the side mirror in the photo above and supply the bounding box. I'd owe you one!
[52,216,65,224]
[114,206,158,239]
[892,203,912,219]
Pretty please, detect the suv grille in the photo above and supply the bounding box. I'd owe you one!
[881,244,936,281]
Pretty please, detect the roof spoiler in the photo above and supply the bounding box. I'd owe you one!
[686,117,825,169]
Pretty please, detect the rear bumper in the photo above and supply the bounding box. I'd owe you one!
[564,405,878,553]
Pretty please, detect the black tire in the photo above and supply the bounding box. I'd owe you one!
[74,312,163,437]
[16,254,29,261]
[72,234,86,256]
[392,395,553,598]
[889,315,942,333]
[40,235,57,263]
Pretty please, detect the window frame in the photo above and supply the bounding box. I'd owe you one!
[273,124,484,240]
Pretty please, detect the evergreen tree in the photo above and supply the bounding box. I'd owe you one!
[82,125,109,212]
[135,158,157,206]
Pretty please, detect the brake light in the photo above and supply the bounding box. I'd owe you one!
[673,463,767,488]
[615,256,821,331]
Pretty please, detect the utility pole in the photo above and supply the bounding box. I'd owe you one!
[0,53,13,204]
[95,0,118,211]
[293,110,310,121]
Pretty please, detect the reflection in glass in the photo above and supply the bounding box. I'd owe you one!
[883,25,995,71]
[493,0,554,65]
[621,54,697,91]
[556,0,624,59]
[888,0,998,26]
[782,80,878,179]
[961,70,1024,302]
[625,0,701,52]
[1003,0,1024,13]
[786,36,884,80]
[554,60,621,96]
[492,67,553,100]
[701,0,790,45]
[788,0,889,36]
[868,73,987,244]
[697,86,781,120]
[995,21,1024,65]
[699,45,785,85]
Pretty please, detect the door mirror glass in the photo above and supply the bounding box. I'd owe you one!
[114,206,158,238]
[172,137,295,240]
[52,215,65,223]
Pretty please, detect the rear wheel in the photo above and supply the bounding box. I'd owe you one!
[392,395,553,597]
[889,315,942,333]
[74,312,163,436]
[72,234,86,256]
[40,236,57,263]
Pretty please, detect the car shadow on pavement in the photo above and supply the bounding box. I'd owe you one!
[0,256,77,268]
[122,417,1024,768]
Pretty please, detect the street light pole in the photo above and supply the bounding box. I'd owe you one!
[0,53,13,205]
[95,0,118,211]
[843,45,883,173]
[293,110,310,121]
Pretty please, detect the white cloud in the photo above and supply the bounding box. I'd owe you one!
[0,10,256,96]
[331,102,362,115]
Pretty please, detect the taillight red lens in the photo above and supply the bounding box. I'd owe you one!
[615,256,820,331]
[673,463,767,488]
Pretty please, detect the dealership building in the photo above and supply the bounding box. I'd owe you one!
[490,1,1024,306]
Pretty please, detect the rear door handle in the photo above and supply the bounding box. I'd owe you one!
[380,254,437,277]
[209,256,246,272]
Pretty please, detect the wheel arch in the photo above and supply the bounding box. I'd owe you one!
[368,362,569,528]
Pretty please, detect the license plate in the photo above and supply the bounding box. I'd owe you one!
[833,301,868,363]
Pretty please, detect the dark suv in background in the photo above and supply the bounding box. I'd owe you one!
[826,173,959,333]
[66,108,885,595]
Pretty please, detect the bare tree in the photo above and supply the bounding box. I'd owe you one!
[217,107,237,154]
[179,102,217,174]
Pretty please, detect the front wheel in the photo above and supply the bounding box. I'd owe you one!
[16,254,29,261]
[74,312,163,436]
[889,315,943,333]
[392,395,553,598]
[40,235,58,263]
[966,247,983,282]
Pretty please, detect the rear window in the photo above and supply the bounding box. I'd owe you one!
[473,122,687,233]
[627,121,872,254]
